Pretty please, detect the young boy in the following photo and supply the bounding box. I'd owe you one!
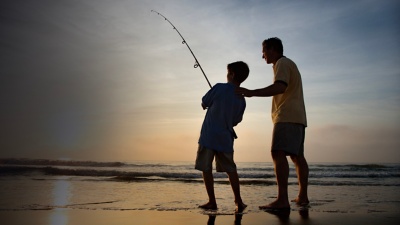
[195,61,249,212]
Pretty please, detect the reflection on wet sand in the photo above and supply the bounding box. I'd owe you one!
[264,209,291,224]
[205,208,310,225]
[299,208,309,220]
[49,177,71,225]
[263,208,310,225]
[207,213,243,225]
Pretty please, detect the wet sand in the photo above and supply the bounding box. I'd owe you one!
[1,161,399,225]
[1,208,399,225]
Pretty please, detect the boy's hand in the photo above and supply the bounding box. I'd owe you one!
[235,87,252,97]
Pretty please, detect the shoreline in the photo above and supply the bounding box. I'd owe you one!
[1,161,399,224]
[1,208,399,225]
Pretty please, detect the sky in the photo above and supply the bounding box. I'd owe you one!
[1,0,399,163]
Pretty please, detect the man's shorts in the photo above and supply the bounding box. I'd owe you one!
[271,122,305,156]
[195,145,237,172]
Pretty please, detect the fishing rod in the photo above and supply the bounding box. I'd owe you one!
[151,10,212,89]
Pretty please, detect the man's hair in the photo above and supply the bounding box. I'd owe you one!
[262,37,284,54]
[227,61,249,84]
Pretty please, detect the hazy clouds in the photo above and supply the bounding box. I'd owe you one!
[1,0,399,162]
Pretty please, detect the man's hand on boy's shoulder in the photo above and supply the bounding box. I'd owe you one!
[235,87,252,97]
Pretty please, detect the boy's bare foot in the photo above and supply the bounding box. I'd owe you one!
[235,202,247,213]
[291,197,309,206]
[198,202,217,210]
[259,199,290,210]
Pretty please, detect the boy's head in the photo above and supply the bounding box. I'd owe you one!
[227,61,249,85]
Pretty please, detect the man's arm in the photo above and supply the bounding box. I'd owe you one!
[236,81,287,97]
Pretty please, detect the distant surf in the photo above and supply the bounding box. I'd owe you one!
[1,158,399,186]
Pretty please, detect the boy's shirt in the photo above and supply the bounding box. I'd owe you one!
[198,83,246,153]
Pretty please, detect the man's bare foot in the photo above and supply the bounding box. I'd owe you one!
[235,202,247,213]
[291,197,309,206]
[198,202,217,210]
[259,199,290,210]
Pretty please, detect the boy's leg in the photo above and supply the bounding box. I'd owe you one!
[199,170,217,209]
[226,171,247,212]
[216,152,247,212]
[195,146,218,210]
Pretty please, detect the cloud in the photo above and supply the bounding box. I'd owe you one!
[0,0,399,163]
[306,125,400,163]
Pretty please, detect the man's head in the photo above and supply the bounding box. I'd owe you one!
[262,37,284,64]
[227,61,249,85]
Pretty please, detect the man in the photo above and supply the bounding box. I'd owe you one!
[195,61,249,212]
[236,37,309,210]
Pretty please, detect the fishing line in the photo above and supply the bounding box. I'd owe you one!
[151,10,212,89]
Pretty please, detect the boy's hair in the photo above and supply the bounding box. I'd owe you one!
[262,37,283,55]
[227,61,249,84]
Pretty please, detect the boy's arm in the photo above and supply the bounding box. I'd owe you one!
[233,101,245,126]
[201,84,219,109]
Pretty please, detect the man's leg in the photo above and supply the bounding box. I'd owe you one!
[291,155,309,205]
[199,171,218,209]
[260,150,290,209]
[226,171,247,212]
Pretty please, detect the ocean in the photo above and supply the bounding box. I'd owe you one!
[1,158,399,216]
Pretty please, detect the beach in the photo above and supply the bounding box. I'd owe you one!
[1,208,399,225]
[1,159,399,224]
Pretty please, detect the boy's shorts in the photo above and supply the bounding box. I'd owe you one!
[195,145,237,173]
[271,122,305,156]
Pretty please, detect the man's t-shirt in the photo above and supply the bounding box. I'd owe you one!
[272,57,307,126]
[198,83,246,152]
